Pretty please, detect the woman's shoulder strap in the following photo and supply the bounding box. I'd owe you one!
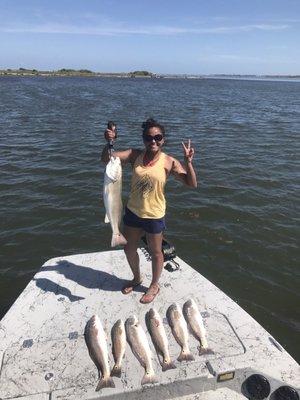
[130,148,143,166]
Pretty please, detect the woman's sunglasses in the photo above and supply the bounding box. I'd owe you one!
[143,134,164,143]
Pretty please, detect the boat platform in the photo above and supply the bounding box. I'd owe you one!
[0,249,299,399]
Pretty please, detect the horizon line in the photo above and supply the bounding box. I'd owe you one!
[1,68,299,77]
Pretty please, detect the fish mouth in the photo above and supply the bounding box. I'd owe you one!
[112,319,124,333]
[90,315,98,324]
[126,316,137,326]
[168,303,179,313]
[148,308,156,318]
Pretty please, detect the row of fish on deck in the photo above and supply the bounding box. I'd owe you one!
[84,298,212,391]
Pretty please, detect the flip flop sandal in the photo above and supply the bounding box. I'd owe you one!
[140,285,160,304]
[121,280,143,295]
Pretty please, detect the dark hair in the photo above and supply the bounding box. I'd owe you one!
[142,118,165,136]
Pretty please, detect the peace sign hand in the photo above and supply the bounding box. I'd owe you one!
[182,139,195,163]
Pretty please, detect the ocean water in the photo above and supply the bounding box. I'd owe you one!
[0,76,299,362]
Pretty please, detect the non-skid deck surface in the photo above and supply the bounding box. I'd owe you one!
[0,250,299,399]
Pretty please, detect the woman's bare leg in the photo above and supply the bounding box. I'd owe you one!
[122,225,144,293]
[140,232,163,303]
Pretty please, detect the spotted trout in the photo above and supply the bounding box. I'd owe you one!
[111,319,126,377]
[167,303,194,362]
[147,308,176,371]
[84,315,115,391]
[183,298,211,355]
[125,315,158,385]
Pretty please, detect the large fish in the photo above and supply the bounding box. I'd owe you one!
[111,319,126,377]
[125,315,158,385]
[167,303,194,362]
[84,315,115,391]
[103,155,127,247]
[183,299,211,355]
[147,308,176,371]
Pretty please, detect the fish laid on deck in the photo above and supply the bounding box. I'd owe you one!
[111,319,126,377]
[183,298,211,355]
[147,308,176,371]
[103,155,127,247]
[167,303,195,362]
[125,315,158,385]
[84,315,115,391]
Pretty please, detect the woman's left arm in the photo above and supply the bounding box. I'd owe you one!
[170,139,197,188]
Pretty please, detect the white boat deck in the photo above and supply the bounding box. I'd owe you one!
[0,249,299,399]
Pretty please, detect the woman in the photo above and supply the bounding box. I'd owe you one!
[101,118,197,304]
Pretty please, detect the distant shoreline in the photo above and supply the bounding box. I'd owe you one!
[0,68,299,80]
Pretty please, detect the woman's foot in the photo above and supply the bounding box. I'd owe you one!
[140,284,160,304]
[121,279,143,295]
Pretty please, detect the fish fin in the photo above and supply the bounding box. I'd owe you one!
[198,346,214,356]
[111,364,122,378]
[96,376,115,391]
[141,371,158,386]
[162,360,176,372]
[104,214,110,223]
[177,349,194,362]
[111,233,127,247]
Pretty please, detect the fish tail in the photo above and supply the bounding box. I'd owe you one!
[111,233,127,247]
[177,348,195,362]
[162,359,177,372]
[111,363,122,378]
[141,370,158,386]
[198,345,214,356]
[96,376,115,391]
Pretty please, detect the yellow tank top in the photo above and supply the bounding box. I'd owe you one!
[127,151,166,219]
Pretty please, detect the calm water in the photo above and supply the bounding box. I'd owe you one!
[0,77,299,362]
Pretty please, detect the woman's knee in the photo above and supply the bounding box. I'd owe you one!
[124,242,138,257]
[150,249,163,261]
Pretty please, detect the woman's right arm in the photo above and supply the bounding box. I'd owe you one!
[101,128,140,165]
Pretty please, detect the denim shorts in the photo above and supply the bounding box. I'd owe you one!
[123,207,166,234]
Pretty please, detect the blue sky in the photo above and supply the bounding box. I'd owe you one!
[0,0,299,74]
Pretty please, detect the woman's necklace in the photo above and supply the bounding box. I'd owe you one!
[143,151,160,167]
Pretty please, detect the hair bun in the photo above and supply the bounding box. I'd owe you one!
[142,118,156,129]
[142,118,165,135]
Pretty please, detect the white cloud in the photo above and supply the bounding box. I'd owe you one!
[0,23,289,36]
